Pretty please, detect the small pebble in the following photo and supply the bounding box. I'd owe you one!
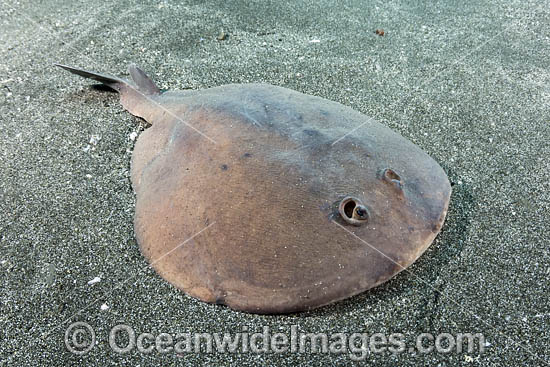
[217,30,228,41]
[87,276,101,285]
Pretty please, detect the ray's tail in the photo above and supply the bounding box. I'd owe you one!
[55,63,161,123]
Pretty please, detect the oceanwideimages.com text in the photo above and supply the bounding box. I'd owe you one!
[66,322,486,360]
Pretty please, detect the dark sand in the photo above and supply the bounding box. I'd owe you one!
[1,0,549,365]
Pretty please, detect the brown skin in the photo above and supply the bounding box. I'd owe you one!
[57,65,451,314]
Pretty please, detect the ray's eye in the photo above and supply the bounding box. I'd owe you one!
[355,206,367,217]
[338,196,369,226]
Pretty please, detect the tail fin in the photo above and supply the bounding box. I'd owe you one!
[55,63,162,123]
[128,64,160,95]
[54,63,160,96]
[54,64,128,92]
